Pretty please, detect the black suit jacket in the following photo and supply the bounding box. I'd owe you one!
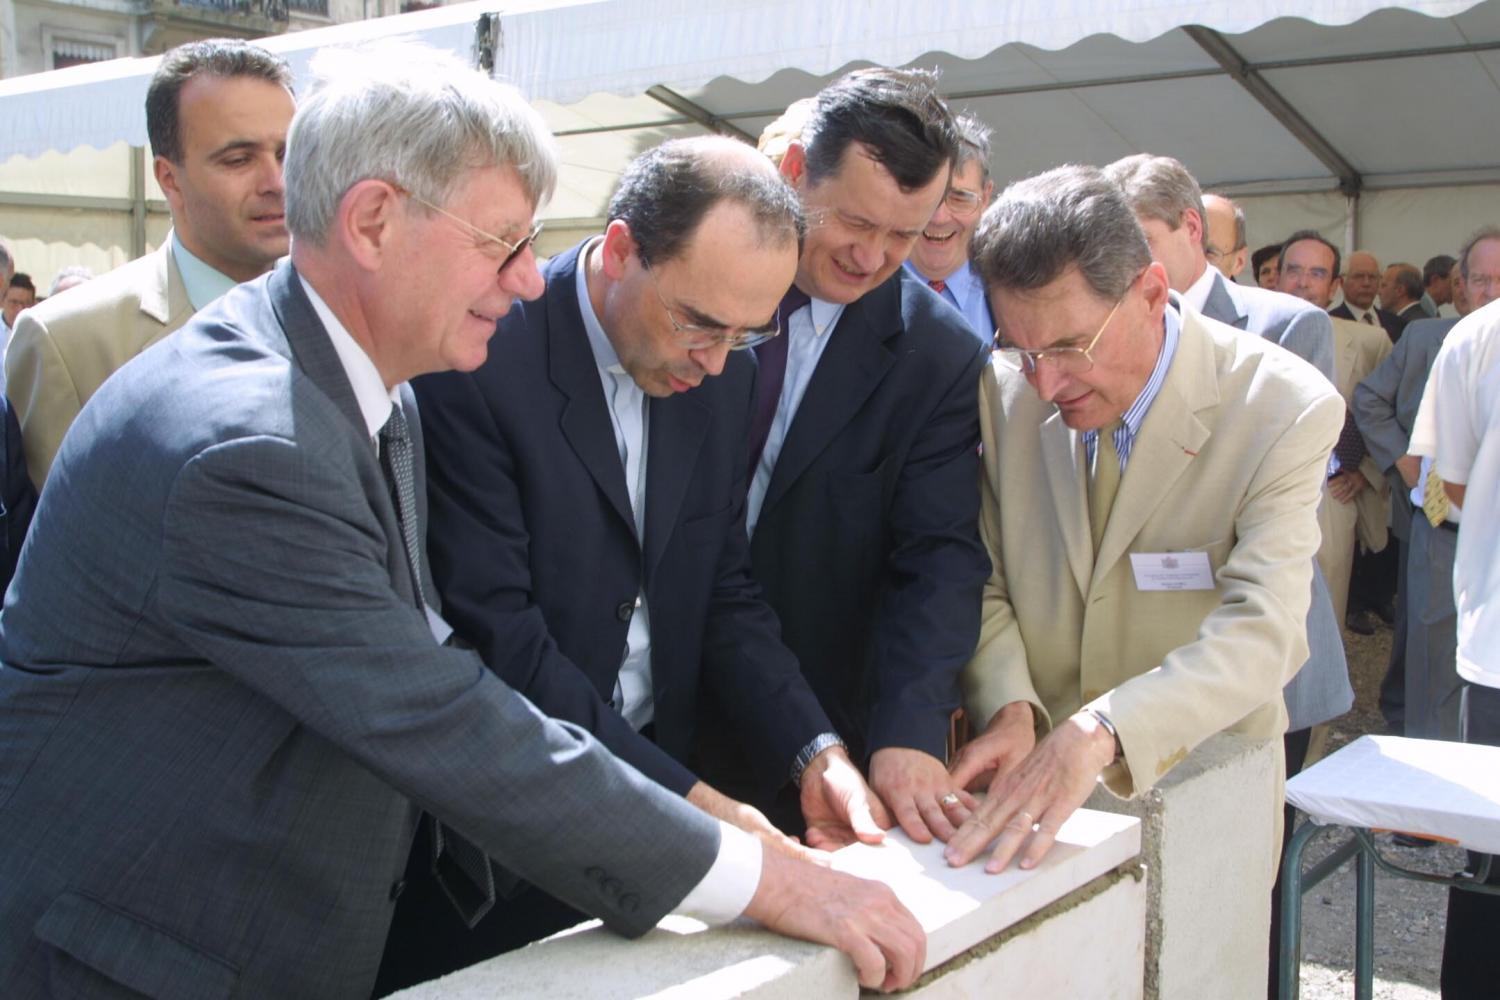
[1330,301,1403,342]
[0,397,36,593]
[743,268,990,765]
[415,242,832,797]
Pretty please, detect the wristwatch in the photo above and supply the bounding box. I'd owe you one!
[790,732,848,786]
[1083,708,1123,763]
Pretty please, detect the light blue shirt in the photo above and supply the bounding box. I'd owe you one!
[1083,304,1181,473]
[575,242,654,731]
[170,231,238,311]
[747,294,846,533]
[903,259,993,344]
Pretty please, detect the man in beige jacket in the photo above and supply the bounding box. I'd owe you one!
[943,166,1342,880]
[5,39,294,489]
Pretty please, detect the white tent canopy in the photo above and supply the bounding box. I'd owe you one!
[3,0,1498,285]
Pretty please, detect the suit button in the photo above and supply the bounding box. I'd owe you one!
[389,879,406,901]
[616,601,634,623]
[619,893,640,913]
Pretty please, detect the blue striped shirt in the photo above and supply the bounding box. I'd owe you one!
[1083,304,1181,472]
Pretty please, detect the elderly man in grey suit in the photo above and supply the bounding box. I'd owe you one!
[0,45,924,998]
[1355,228,1500,742]
[1104,155,1351,766]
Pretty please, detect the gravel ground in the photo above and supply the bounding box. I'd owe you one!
[1293,620,1460,999]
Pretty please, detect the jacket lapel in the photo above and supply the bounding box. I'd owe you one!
[545,245,638,540]
[1039,410,1091,598]
[138,240,192,330]
[1202,271,1248,330]
[643,392,710,581]
[1090,309,1216,587]
[759,278,899,517]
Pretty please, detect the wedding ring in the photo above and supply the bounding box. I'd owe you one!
[940,793,961,808]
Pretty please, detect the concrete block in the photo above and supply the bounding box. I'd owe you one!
[1085,732,1280,1000]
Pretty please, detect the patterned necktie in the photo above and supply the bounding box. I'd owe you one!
[929,278,947,294]
[746,287,810,479]
[378,404,426,610]
[1360,310,1376,326]
[1424,468,1451,528]
[1333,412,1367,470]
[1089,422,1124,553]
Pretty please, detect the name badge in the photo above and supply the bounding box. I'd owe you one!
[1130,551,1215,591]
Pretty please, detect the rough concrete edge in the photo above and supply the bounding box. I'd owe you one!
[879,859,1149,996]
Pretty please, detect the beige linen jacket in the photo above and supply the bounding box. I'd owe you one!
[963,304,1344,798]
[5,242,193,488]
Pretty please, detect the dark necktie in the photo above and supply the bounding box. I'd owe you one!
[380,405,497,927]
[1332,412,1367,472]
[929,278,947,294]
[746,287,810,479]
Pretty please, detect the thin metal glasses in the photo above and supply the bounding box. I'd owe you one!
[993,273,1141,375]
[644,266,781,351]
[391,183,542,274]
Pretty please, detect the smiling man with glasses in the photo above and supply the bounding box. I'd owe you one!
[401,135,918,989]
[942,167,1343,910]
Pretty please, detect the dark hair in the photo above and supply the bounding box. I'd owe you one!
[1460,227,1500,279]
[146,39,293,163]
[1278,230,1340,280]
[1388,263,1423,301]
[1423,254,1456,286]
[801,67,959,192]
[972,164,1151,301]
[8,273,35,294]
[1251,243,1282,276]
[608,137,804,269]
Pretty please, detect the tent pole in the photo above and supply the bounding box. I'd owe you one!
[1345,194,1358,256]
[130,145,147,259]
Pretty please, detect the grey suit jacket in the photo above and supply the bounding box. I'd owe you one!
[1195,277,1351,730]
[0,261,719,999]
[1352,316,1459,541]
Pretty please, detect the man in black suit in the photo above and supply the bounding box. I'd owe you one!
[1380,261,1427,338]
[1331,249,1402,341]
[397,136,903,989]
[711,68,991,847]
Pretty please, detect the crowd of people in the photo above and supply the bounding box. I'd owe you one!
[0,34,1495,1000]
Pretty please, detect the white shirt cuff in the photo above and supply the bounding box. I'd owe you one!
[672,820,762,924]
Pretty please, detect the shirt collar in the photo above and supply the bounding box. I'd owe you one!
[1181,263,1217,314]
[797,294,844,337]
[1083,301,1181,449]
[170,230,239,311]
[297,274,400,439]
[575,238,629,376]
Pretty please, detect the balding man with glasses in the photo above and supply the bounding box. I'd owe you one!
[396,136,903,990]
[942,167,1342,890]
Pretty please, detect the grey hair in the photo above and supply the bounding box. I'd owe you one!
[972,164,1151,301]
[49,265,94,296]
[1459,226,1500,279]
[952,111,994,185]
[0,242,12,285]
[1104,153,1206,249]
[285,43,557,245]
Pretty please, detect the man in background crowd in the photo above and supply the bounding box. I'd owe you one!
[1380,261,1426,337]
[6,38,294,489]
[1253,242,1282,289]
[1332,250,1402,341]
[1201,192,1248,281]
[1421,254,1455,317]
[47,266,93,298]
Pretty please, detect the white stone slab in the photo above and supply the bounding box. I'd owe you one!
[391,808,1141,999]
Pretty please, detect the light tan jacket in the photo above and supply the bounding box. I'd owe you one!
[5,242,192,488]
[1330,315,1394,552]
[963,306,1343,797]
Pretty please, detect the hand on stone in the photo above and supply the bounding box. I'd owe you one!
[686,781,825,865]
[800,746,893,851]
[947,701,1036,795]
[1329,469,1368,504]
[1396,453,1422,490]
[745,841,927,992]
[943,712,1116,874]
[868,747,978,845]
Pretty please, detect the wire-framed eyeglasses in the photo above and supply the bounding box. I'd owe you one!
[993,272,1142,375]
[644,266,781,351]
[390,182,542,275]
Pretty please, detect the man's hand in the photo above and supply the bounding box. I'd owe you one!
[868,747,977,845]
[745,842,927,992]
[948,701,1037,795]
[800,746,894,851]
[1396,453,1422,490]
[1328,468,1370,504]
[944,711,1116,874]
[686,781,824,864]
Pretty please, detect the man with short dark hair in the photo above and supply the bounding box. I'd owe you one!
[1422,254,1456,317]
[2,273,35,332]
[903,112,995,341]
[6,38,295,488]
[1253,243,1282,289]
[945,165,1341,881]
[1380,261,1426,337]
[394,135,897,990]
[712,68,991,848]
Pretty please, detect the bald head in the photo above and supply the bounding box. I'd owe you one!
[1202,194,1247,280]
[1342,251,1381,311]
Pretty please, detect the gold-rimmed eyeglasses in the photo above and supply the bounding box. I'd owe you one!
[644,266,781,351]
[390,182,542,275]
[993,271,1142,375]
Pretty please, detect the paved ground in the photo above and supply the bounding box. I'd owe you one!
[1294,620,1460,999]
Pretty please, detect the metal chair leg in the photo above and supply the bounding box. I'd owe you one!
[1355,840,1376,1000]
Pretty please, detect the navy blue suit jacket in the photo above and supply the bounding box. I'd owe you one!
[742,268,990,765]
[415,242,832,796]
